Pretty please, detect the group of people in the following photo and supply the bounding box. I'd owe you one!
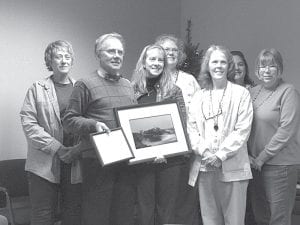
[19,32,300,225]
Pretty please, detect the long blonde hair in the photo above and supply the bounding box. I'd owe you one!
[131,44,175,100]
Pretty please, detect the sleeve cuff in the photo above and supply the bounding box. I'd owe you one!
[215,150,227,162]
[42,139,63,156]
[198,142,210,156]
[256,150,271,164]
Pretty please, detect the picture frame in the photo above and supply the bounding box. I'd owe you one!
[115,100,191,165]
[90,127,134,166]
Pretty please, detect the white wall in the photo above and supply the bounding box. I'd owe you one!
[0,0,181,160]
[181,0,300,90]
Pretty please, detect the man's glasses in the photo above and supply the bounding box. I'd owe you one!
[101,49,124,56]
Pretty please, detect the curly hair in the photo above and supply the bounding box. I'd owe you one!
[131,44,175,99]
[44,40,74,71]
[198,45,235,89]
[155,34,186,68]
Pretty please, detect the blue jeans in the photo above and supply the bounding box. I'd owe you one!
[250,165,298,225]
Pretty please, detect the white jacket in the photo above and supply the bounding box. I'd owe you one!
[188,82,253,186]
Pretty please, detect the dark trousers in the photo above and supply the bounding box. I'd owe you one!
[60,163,82,225]
[173,162,202,225]
[136,162,181,225]
[28,163,81,225]
[110,166,137,225]
[81,158,116,225]
[250,165,298,225]
[110,159,199,225]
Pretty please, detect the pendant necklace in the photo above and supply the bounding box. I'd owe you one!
[209,85,227,132]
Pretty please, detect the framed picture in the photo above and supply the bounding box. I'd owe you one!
[115,100,191,165]
[90,128,134,166]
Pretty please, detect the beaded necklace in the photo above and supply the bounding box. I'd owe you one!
[252,85,276,110]
[209,84,227,131]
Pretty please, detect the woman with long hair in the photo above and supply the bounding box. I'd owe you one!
[155,34,201,225]
[188,45,253,225]
[131,44,187,225]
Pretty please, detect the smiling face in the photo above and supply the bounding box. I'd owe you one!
[144,47,165,78]
[51,48,73,76]
[208,50,228,84]
[233,55,246,83]
[98,37,124,75]
[159,39,178,69]
[258,58,280,88]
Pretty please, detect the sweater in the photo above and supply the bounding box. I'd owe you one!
[63,71,136,158]
[248,80,300,165]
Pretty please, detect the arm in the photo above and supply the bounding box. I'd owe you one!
[20,83,62,155]
[256,87,300,165]
[215,89,253,161]
[63,81,98,135]
[187,92,211,156]
[173,87,187,126]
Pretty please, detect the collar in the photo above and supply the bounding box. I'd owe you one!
[97,69,122,82]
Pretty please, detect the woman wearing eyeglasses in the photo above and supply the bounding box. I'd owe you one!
[248,49,300,225]
[155,34,201,224]
[188,45,253,225]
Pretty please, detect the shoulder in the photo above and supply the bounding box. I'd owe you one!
[119,77,132,86]
[178,71,195,79]
[75,71,102,89]
[278,80,298,93]
[249,84,261,96]
[178,71,198,83]
[189,89,205,114]
[32,76,53,90]
[78,71,98,83]
[229,82,249,94]
[190,88,205,103]
[277,80,300,101]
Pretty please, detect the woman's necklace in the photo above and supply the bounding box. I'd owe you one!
[252,85,276,110]
[209,85,227,131]
[171,70,179,84]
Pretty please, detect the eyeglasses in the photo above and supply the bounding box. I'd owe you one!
[100,49,124,56]
[259,65,277,71]
[164,48,178,53]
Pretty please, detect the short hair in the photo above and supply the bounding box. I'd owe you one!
[198,45,235,89]
[44,40,74,71]
[155,34,186,68]
[231,50,254,86]
[255,48,283,79]
[131,44,174,98]
[94,32,125,58]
